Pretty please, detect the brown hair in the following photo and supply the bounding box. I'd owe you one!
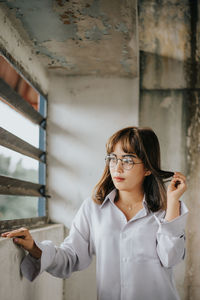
[92,126,174,212]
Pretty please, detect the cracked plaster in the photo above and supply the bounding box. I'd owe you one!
[0,0,138,77]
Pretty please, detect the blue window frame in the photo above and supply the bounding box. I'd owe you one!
[0,54,48,232]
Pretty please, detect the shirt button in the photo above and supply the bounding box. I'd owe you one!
[122,257,127,262]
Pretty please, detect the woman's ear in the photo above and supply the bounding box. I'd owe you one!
[145,170,151,176]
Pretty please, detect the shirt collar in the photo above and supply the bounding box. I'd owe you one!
[100,189,117,208]
[100,188,149,214]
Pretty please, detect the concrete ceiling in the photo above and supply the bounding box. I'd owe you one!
[0,0,137,77]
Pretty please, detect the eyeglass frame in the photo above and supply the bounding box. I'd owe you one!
[105,153,143,170]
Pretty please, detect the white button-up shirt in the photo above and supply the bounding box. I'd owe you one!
[21,189,188,300]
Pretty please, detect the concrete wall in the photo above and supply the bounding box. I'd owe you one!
[0,2,139,299]
[47,75,139,299]
[0,224,64,300]
[185,92,200,299]
[139,1,200,299]
[0,4,49,96]
[138,1,189,298]
[140,91,187,299]
[0,5,62,300]
[1,0,200,300]
[184,1,200,295]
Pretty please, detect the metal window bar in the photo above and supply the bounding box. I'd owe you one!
[0,175,45,197]
[0,78,45,127]
[38,95,47,217]
[0,65,48,229]
[0,127,45,162]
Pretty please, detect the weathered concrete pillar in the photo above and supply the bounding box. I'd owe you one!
[185,92,200,299]
[138,1,200,299]
[184,1,200,299]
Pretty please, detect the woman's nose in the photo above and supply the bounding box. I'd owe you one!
[115,159,123,172]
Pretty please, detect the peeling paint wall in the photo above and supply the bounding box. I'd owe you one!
[139,1,200,299]
[185,93,200,299]
[184,1,200,298]
[0,3,49,95]
[139,0,190,90]
[3,0,200,299]
[0,0,138,77]
[0,1,139,300]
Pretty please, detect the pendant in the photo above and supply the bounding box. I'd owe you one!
[128,206,132,211]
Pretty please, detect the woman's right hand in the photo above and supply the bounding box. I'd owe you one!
[1,227,42,259]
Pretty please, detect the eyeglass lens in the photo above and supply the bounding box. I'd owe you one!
[106,156,134,170]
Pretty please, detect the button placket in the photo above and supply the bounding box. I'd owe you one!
[120,228,130,300]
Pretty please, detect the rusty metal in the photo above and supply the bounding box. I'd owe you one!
[0,175,44,197]
[0,48,48,100]
[0,78,44,125]
[0,127,45,162]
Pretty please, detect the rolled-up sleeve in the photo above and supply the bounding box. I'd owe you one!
[21,199,94,281]
[154,201,188,268]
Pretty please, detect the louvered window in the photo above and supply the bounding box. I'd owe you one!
[0,55,48,232]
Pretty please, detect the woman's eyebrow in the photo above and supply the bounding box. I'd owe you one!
[122,154,137,158]
[111,153,137,158]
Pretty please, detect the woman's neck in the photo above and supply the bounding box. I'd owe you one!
[117,190,144,205]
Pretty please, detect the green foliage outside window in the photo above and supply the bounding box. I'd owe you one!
[0,154,38,220]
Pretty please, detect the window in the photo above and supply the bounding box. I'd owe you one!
[0,55,48,233]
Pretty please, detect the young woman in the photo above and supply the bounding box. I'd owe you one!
[1,126,188,300]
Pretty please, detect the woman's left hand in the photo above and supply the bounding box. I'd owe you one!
[167,172,187,201]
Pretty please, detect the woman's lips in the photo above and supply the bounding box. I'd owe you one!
[114,177,125,182]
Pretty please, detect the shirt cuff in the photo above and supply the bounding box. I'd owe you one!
[20,240,56,281]
[20,253,41,281]
[35,240,56,273]
[154,201,188,237]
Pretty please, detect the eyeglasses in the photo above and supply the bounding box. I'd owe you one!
[105,154,143,170]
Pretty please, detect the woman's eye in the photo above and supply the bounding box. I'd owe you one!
[123,158,133,164]
[110,157,116,162]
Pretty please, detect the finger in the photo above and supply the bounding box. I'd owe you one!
[1,229,21,237]
[1,232,11,237]
[173,177,186,186]
[173,174,186,181]
[173,172,186,182]
[175,180,181,188]
[171,178,185,188]
[13,237,26,247]
[172,177,185,183]
[5,228,29,238]
[174,177,186,184]
[1,231,19,238]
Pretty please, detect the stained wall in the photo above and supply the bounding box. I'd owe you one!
[138,1,200,299]
[0,1,200,300]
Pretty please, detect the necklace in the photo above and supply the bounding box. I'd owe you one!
[120,201,142,211]
[114,193,143,213]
